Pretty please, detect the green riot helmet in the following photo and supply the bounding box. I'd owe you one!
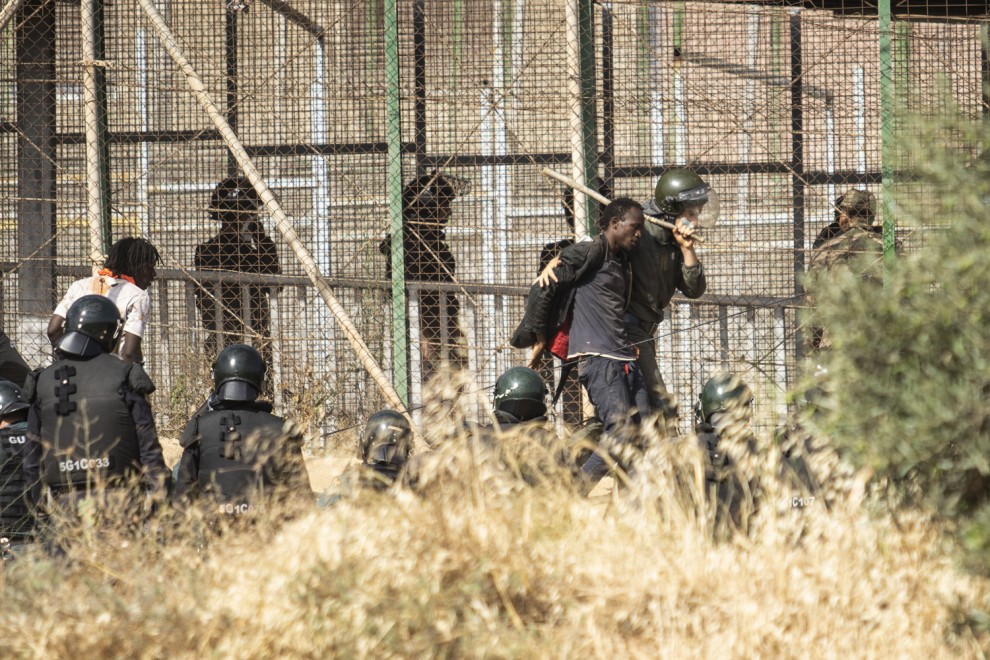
[0,379,29,420]
[212,344,266,402]
[57,295,123,357]
[653,167,720,228]
[493,366,548,422]
[361,410,413,468]
[697,373,754,424]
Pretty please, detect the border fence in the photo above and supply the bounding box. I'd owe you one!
[1,0,987,444]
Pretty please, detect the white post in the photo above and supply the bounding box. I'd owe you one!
[648,5,665,168]
[136,29,151,235]
[825,99,836,218]
[136,0,407,412]
[854,65,867,175]
[82,0,106,273]
[565,0,587,239]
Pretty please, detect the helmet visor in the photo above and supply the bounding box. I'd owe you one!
[680,188,720,229]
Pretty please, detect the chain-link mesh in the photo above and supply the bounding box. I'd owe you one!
[1,0,987,445]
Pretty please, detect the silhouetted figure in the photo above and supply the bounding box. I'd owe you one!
[380,171,467,381]
[195,176,281,376]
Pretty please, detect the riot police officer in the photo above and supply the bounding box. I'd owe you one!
[317,409,413,507]
[172,344,309,516]
[23,295,168,510]
[492,366,548,430]
[694,372,758,536]
[0,379,34,545]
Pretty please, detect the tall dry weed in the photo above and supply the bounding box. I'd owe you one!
[1,379,987,659]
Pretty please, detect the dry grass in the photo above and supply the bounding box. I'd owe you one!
[0,380,987,659]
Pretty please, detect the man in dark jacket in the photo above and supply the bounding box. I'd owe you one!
[527,169,710,427]
[513,199,648,492]
[23,295,168,512]
[0,329,29,387]
[172,344,309,517]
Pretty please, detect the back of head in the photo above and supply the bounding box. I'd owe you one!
[57,295,123,357]
[653,167,710,217]
[0,379,29,421]
[212,344,266,402]
[493,366,548,422]
[210,176,261,218]
[836,189,877,227]
[361,410,413,469]
[104,236,161,278]
[402,171,458,221]
[697,372,753,425]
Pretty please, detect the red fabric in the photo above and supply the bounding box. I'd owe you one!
[548,316,571,360]
[97,268,136,286]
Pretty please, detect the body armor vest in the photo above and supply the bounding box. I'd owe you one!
[0,424,33,539]
[36,354,141,489]
[191,405,287,510]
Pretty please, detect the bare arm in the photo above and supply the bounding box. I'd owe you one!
[119,332,144,364]
[47,315,65,347]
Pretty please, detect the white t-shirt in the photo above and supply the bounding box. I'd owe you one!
[54,274,151,339]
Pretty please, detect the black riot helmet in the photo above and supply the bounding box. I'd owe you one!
[57,295,123,357]
[212,344,266,402]
[210,176,261,218]
[696,373,754,424]
[0,379,29,420]
[493,366,548,422]
[360,410,413,469]
[402,171,468,222]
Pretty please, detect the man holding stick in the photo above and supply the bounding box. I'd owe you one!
[537,168,713,430]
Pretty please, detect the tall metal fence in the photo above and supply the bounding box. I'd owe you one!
[0,0,987,443]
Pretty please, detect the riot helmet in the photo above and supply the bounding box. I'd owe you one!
[210,176,261,217]
[212,344,266,402]
[697,373,753,424]
[402,171,468,222]
[57,295,123,357]
[0,379,29,420]
[653,167,720,228]
[493,366,548,422]
[360,410,413,469]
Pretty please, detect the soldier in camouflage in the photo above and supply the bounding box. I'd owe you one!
[803,189,900,354]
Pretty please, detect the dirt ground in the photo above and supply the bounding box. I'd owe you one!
[160,437,612,497]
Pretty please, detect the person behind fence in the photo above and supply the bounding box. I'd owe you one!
[172,344,310,517]
[511,198,649,494]
[379,171,468,381]
[317,409,413,508]
[0,379,35,547]
[536,169,710,432]
[0,327,30,387]
[803,189,900,354]
[24,295,169,514]
[48,237,161,365]
[194,176,281,373]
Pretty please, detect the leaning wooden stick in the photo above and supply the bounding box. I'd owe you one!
[540,167,705,244]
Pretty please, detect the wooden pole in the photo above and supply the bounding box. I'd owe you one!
[136,0,408,413]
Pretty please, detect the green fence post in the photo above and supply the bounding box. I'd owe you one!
[879,0,896,274]
[384,0,408,407]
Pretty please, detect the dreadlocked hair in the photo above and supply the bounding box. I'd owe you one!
[104,237,161,278]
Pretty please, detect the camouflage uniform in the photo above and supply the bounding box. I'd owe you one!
[802,189,899,354]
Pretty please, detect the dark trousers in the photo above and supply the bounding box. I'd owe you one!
[577,355,651,484]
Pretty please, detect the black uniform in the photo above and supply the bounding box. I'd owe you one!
[23,353,167,505]
[0,421,34,541]
[0,330,29,387]
[172,400,309,515]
